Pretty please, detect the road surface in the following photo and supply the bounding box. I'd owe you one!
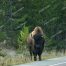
[14,56,66,66]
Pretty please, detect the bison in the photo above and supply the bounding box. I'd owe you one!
[27,26,45,61]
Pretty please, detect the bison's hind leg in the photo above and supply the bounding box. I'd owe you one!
[29,46,33,60]
[30,51,32,60]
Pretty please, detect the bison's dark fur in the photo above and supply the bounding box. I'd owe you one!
[27,26,45,61]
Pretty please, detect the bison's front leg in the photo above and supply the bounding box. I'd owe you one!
[38,55,41,61]
[34,55,37,61]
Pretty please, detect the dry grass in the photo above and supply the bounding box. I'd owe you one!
[0,55,31,66]
[0,51,66,66]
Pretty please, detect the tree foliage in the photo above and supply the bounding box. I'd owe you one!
[0,0,66,53]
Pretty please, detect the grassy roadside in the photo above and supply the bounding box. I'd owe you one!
[0,51,66,66]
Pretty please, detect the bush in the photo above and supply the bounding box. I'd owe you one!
[18,26,29,51]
